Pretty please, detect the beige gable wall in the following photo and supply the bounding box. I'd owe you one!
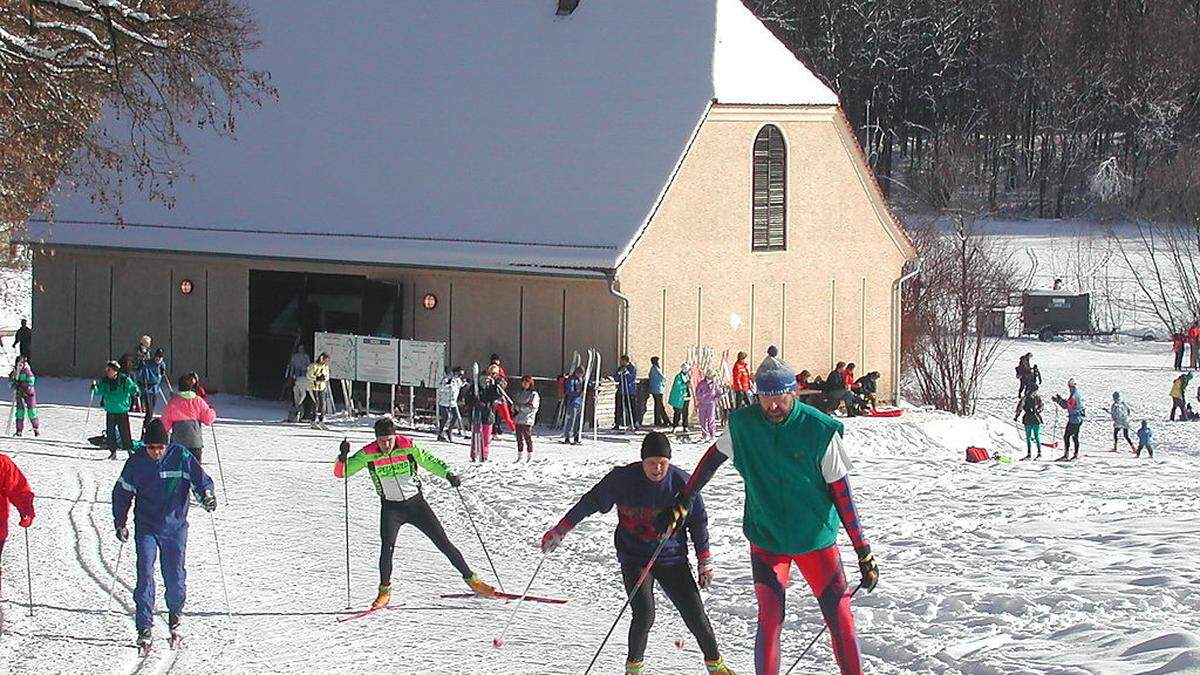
[617,104,914,399]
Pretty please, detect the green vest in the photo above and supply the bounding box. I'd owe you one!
[725,401,843,554]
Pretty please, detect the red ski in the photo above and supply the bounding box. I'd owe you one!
[440,592,567,605]
[336,603,404,623]
[865,408,903,418]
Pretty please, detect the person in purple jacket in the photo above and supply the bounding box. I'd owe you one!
[540,432,734,675]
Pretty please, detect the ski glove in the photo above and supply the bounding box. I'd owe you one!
[857,545,878,593]
[447,473,462,488]
[90,380,97,392]
[19,514,34,528]
[116,526,130,543]
[697,556,715,589]
[540,523,571,554]
[337,438,350,462]
[655,495,688,536]
[201,491,218,512]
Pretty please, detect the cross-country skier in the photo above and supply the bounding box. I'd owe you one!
[13,319,31,360]
[1135,420,1153,458]
[562,367,585,444]
[334,417,495,610]
[135,349,168,428]
[659,346,878,675]
[112,419,216,653]
[93,360,141,459]
[158,375,218,463]
[464,373,499,461]
[615,355,639,431]
[0,452,35,559]
[8,355,40,437]
[648,357,670,427]
[732,352,753,408]
[1015,385,1044,460]
[1109,391,1135,453]
[669,363,691,432]
[1051,378,1085,461]
[435,368,466,441]
[540,432,736,675]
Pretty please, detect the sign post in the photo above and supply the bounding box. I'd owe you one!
[356,336,400,417]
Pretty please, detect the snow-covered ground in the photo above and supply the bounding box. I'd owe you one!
[1,333,1198,674]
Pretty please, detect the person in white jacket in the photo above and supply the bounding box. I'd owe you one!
[436,367,466,441]
[306,353,331,429]
[511,376,541,462]
[1109,391,1134,453]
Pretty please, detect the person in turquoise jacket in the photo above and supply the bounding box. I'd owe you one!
[95,360,141,458]
[668,363,691,431]
[648,356,669,427]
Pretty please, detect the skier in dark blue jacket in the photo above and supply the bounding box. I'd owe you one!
[540,432,734,675]
[112,419,216,651]
[614,356,640,431]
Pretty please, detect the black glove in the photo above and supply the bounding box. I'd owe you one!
[655,494,689,535]
[857,545,878,592]
[116,526,129,542]
[201,490,217,512]
[338,438,350,462]
[447,473,462,488]
[90,380,98,392]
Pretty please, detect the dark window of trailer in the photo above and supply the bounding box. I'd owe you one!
[752,125,787,251]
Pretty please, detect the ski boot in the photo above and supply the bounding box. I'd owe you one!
[168,612,183,648]
[136,627,152,656]
[370,584,392,610]
[466,575,496,597]
[33,428,39,437]
[625,661,645,674]
[514,452,523,463]
[705,657,737,674]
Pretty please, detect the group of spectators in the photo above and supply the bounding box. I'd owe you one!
[1170,321,1200,370]
[795,361,882,416]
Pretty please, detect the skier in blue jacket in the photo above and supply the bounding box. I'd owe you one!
[615,355,639,431]
[563,366,586,444]
[135,349,169,428]
[540,432,734,675]
[112,419,216,651]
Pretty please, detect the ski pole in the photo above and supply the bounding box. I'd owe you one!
[454,486,504,594]
[782,583,863,675]
[208,511,233,618]
[105,538,127,614]
[81,385,96,441]
[23,528,33,617]
[342,438,351,610]
[582,523,677,675]
[209,425,230,505]
[491,551,548,649]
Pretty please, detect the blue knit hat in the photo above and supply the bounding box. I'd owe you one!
[754,346,797,396]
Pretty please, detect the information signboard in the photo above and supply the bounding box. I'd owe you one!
[399,340,446,388]
[313,332,357,381]
[355,336,400,385]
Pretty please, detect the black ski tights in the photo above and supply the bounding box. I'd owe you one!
[621,562,720,663]
[379,494,473,584]
[1064,422,1082,456]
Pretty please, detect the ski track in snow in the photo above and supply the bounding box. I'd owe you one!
[2,331,1200,672]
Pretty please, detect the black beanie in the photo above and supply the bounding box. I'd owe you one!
[143,419,169,445]
[374,417,397,438]
[640,431,672,460]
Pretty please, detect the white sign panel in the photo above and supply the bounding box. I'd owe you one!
[313,332,356,381]
[399,340,445,388]
[356,336,400,385]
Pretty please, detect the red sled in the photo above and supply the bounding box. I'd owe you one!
[965,446,991,463]
[865,408,903,418]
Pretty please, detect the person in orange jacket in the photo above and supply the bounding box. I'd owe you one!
[732,352,754,408]
[1188,322,1200,369]
[0,453,36,559]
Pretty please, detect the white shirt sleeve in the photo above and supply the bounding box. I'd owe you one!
[714,429,735,460]
[821,433,853,483]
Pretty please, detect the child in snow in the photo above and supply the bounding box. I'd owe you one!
[562,367,585,444]
[435,368,466,441]
[464,374,499,461]
[511,375,540,462]
[540,432,736,675]
[1109,391,1135,453]
[695,370,722,441]
[669,363,691,431]
[1135,421,1153,458]
[9,355,40,437]
[158,375,218,464]
[1015,385,1044,460]
[732,351,753,408]
[1051,379,1085,461]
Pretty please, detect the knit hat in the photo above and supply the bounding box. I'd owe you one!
[143,419,169,445]
[154,348,164,358]
[640,431,672,460]
[374,417,397,438]
[105,360,120,372]
[754,346,797,396]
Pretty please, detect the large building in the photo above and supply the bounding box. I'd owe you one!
[25,0,915,399]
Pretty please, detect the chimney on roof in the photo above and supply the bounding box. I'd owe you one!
[556,0,580,16]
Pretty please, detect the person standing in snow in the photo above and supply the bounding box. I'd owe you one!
[306,352,331,429]
[695,370,722,442]
[9,355,40,437]
[13,319,31,360]
[112,419,216,651]
[1169,373,1192,421]
[540,432,736,675]
[732,351,753,409]
[289,353,311,423]
[1015,385,1044,461]
[1015,353,1032,399]
[648,357,669,427]
[435,368,466,442]
[94,360,141,459]
[0,452,35,560]
[1135,421,1153,458]
[158,375,217,464]
[669,363,691,432]
[511,376,540,462]
[1171,333,1185,371]
[1189,321,1200,369]
[659,346,877,675]
[615,355,639,431]
[1051,379,1085,461]
[489,355,511,438]
[135,349,168,428]
[284,344,310,402]
[562,367,585,444]
[464,373,499,461]
[335,418,494,610]
[1109,392,1135,453]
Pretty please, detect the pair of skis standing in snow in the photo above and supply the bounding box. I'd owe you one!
[336,348,879,674]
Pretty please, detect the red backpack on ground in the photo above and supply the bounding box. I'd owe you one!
[965,446,991,463]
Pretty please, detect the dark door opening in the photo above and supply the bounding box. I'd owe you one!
[248,271,402,398]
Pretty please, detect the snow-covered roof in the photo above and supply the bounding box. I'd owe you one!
[28,0,838,274]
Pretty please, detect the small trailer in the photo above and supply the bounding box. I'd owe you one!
[1020,291,1098,341]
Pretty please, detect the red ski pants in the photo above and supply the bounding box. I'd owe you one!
[751,544,861,675]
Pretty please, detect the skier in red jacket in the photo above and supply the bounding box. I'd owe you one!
[732,352,754,408]
[0,453,36,558]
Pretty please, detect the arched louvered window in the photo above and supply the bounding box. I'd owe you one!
[752,125,787,251]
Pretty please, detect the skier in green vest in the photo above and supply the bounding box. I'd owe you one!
[660,346,878,675]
